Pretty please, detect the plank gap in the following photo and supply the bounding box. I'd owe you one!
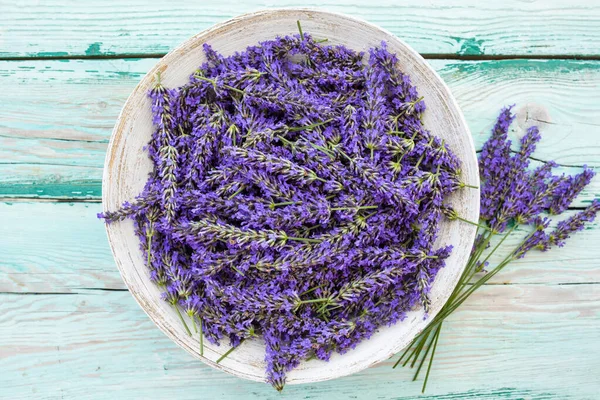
[2,53,600,62]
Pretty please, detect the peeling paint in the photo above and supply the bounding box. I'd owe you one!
[451,36,485,56]
[85,42,103,56]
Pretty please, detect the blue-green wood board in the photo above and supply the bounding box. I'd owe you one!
[1,1,599,399]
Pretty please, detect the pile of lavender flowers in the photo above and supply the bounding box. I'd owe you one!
[101,29,472,390]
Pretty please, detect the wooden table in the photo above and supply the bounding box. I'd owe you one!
[1,2,599,399]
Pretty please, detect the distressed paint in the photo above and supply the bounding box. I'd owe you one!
[1,1,600,58]
[2,202,599,291]
[1,3,600,399]
[0,287,598,399]
[1,58,600,200]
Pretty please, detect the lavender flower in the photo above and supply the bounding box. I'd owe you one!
[548,167,595,215]
[549,200,600,247]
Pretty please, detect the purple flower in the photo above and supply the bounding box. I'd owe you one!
[514,217,551,258]
[549,166,595,215]
[549,199,600,247]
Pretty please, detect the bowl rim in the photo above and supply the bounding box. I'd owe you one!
[102,7,479,385]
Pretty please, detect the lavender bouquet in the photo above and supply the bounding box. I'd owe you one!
[394,106,599,392]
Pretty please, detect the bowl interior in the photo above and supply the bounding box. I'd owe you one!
[103,9,479,384]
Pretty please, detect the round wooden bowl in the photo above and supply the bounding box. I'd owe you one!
[102,9,479,385]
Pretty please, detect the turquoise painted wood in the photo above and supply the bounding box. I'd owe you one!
[1,0,600,58]
[1,202,598,293]
[1,2,599,399]
[2,288,599,399]
[2,58,600,200]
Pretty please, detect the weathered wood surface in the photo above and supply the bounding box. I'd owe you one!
[2,2,600,398]
[2,58,600,200]
[1,0,600,58]
[1,286,598,399]
[2,202,598,291]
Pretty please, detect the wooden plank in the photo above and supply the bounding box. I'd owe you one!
[0,202,122,293]
[1,287,598,399]
[2,58,600,200]
[1,202,599,293]
[1,1,600,58]
[0,164,102,199]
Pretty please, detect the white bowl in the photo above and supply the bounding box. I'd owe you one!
[103,9,479,385]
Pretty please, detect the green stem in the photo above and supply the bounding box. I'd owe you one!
[461,224,518,289]
[146,222,154,268]
[393,227,537,389]
[287,236,322,243]
[300,285,324,296]
[231,265,245,276]
[409,330,431,368]
[424,253,516,335]
[199,318,204,356]
[301,224,323,234]
[195,75,245,95]
[298,298,331,305]
[466,230,493,271]
[414,153,425,169]
[288,118,333,132]
[392,336,418,368]
[228,186,244,200]
[461,183,479,189]
[412,324,440,381]
[422,322,442,393]
[216,342,242,364]
[277,135,295,148]
[454,216,494,232]
[296,20,304,41]
[446,226,486,302]
[270,201,301,209]
[460,226,506,290]
[451,253,517,309]
[174,305,192,337]
[403,235,530,349]
[402,330,431,368]
[330,205,378,211]
[192,316,198,333]
[309,143,335,159]
[475,224,518,272]
[364,211,378,220]
[336,148,353,162]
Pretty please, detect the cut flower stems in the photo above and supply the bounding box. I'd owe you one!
[393,106,600,393]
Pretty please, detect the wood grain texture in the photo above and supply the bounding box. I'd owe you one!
[0,202,120,293]
[1,1,600,58]
[1,287,598,399]
[2,58,600,200]
[2,4,600,397]
[2,202,598,293]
